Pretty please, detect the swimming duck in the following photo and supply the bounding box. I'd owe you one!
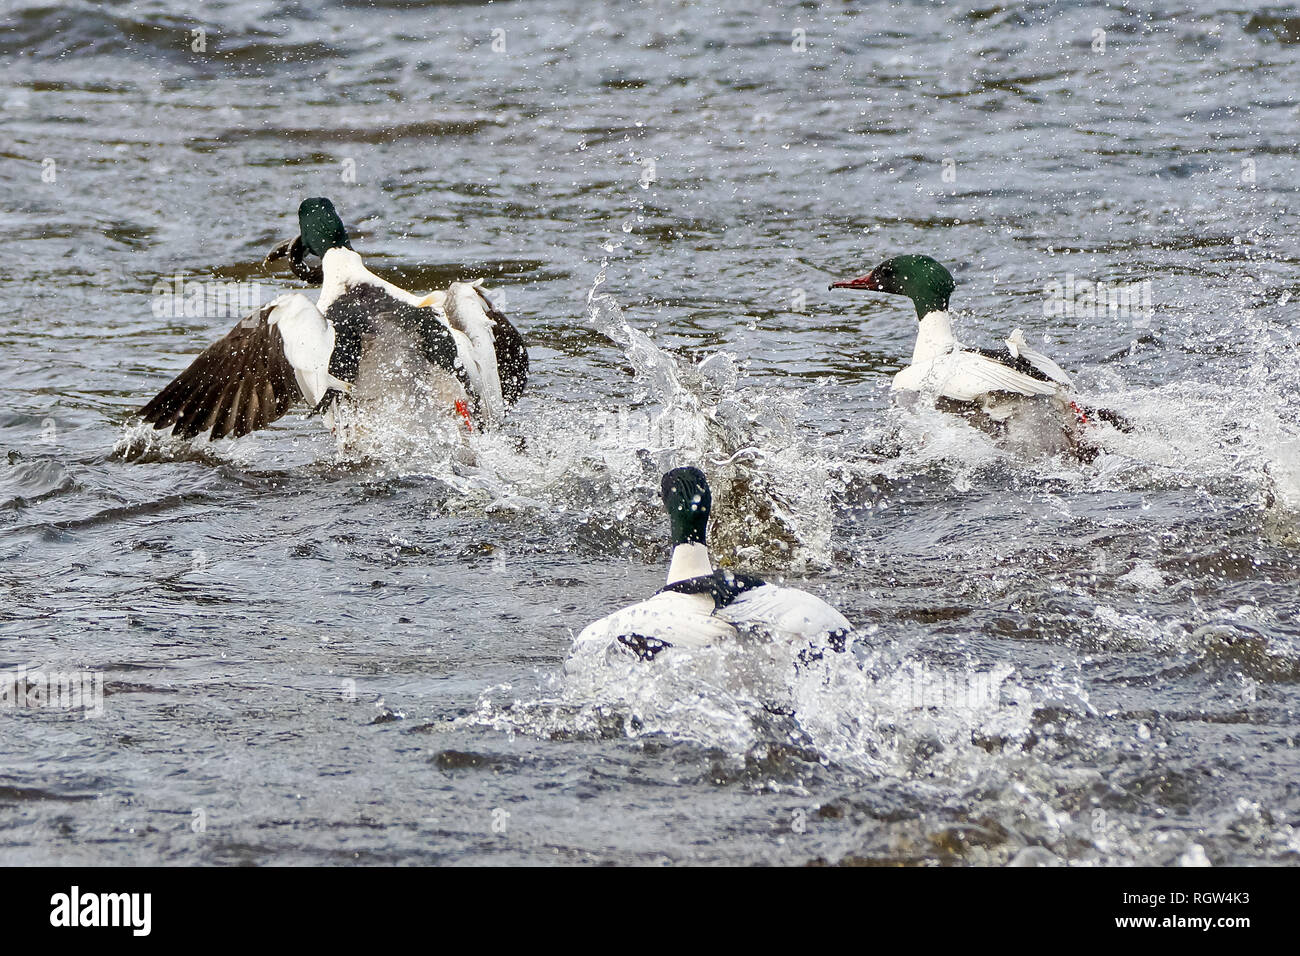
[140,198,527,441]
[830,255,1128,452]
[575,466,852,662]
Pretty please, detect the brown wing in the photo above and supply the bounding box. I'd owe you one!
[474,286,528,406]
[140,302,305,440]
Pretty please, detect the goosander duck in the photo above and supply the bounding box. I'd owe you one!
[830,255,1128,452]
[140,198,527,441]
[574,467,852,662]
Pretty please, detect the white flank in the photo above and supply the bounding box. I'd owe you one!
[575,591,737,653]
[894,311,1069,402]
[267,293,350,407]
[715,583,851,641]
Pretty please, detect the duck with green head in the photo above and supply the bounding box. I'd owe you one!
[570,466,851,664]
[141,198,528,445]
[263,196,354,284]
[831,254,1129,456]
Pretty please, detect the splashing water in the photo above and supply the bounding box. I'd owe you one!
[116,265,845,574]
[583,263,837,570]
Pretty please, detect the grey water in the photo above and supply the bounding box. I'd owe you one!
[2,0,1299,865]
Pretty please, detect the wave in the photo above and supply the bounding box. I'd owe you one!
[0,3,346,66]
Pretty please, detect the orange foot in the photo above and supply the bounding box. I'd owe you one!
[454,400,474,433]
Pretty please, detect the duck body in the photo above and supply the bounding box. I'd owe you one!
[312,247,524,433]
[706,569,851,649]
[832,255,1130,456]
[575,589,738,662]
[893,312,1070,403]
[575,541,736,661]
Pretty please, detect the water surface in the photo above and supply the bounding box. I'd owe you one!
[2,0,1299,865]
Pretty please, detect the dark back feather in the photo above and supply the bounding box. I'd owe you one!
[323,284,470,392]
[966,346,1056,383]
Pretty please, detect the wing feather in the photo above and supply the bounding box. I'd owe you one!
[475,286,528,406]
[1003,329,1073,386]
[210,381,241,439]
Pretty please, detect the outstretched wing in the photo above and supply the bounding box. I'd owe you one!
[140,302,304,440]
